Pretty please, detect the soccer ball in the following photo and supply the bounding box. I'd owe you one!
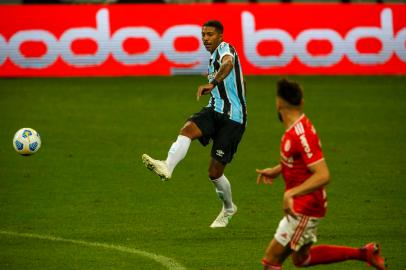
[13,128,41,155]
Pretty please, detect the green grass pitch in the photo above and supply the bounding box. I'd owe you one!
[0,75,405,270]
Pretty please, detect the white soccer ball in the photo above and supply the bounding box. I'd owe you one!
[13,128,42,155]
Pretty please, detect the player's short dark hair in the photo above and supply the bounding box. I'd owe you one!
[276,78,303,106]
[203,20,224,34]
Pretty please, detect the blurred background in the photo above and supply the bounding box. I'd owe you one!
[1,0,405,269]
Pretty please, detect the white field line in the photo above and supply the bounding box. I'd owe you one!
[0,230,187,270]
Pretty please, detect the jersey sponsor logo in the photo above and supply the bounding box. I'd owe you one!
[299,134,313,159]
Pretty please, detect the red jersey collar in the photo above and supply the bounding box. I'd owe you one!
[286,113,305,132]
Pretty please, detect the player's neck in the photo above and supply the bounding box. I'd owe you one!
[283,110,304,129]
[210,40,223,53]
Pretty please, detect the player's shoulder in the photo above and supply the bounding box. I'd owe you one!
[286,115,322,154]
[217,42,233,53]
[287,115,317,138]
[219,41,230,48]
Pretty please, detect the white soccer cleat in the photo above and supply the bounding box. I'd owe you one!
[142,154,171,181]
[210,204,237,228]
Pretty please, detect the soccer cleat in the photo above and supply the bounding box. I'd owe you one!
[142,154,171,181]
[363,242,388,270]
[210,204,237,228]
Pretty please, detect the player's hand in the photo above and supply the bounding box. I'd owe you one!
[197,84,214,101]
[283,190,297,221]
[256,168,278,185]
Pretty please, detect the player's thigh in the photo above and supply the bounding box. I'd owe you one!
[274,215,319,252]
[211,119,245,164]
[185,108,215,144]
[180,121,203,140]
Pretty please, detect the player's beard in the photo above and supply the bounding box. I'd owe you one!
[277,111,283,123]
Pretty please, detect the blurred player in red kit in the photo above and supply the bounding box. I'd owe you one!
[256,78,387,270]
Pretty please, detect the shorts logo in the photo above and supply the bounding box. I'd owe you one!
[216,149,225,157]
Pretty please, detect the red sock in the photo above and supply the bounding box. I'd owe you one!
[262,259,282,270]
[302,245,366,266]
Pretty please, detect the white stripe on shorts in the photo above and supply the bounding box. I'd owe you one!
[290,215,310,250]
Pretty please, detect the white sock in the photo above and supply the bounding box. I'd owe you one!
[212,175,234,212]
[165,135,191,175]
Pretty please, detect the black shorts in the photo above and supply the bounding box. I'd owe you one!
[188,107,245,164]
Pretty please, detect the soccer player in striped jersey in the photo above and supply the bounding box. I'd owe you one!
[142,20,247,228]
[256,79,387,270]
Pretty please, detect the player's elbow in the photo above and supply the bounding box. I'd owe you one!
[314,161,330,186]
[229,60,234,69]
[315,167,330,187]
[321,169,330,186]
[225,61,233,73]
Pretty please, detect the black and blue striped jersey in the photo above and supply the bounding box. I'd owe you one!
[207,42,247,125]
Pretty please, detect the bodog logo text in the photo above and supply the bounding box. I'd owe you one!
[0,6,405,75]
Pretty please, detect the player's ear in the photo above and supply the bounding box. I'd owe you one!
[217,31,223,39]
[276,97,281,111]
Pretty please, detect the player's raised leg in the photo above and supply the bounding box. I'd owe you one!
[142,135,191,181]
[142,154,172,181]
[142,121,199,181]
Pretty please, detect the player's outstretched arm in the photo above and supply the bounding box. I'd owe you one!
[196,55,234,101]
[285,159,330,198]
[283,160,330,217]
[215,55,233,82]
[256,164,281,185]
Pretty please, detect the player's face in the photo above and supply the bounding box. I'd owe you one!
[202,26,223,53]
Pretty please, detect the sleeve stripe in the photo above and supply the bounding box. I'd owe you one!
[294,122,305,135]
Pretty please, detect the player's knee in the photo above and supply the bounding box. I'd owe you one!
[208,159,225,180]
[292,256,309,268]
[208,167,223,180]
[179,121,201,140]
[208,169,222,180]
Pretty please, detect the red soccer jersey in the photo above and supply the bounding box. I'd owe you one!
[280,114,327,217]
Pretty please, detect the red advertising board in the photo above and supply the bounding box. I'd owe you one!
[0,4,405,76]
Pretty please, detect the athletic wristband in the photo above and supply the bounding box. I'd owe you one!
[211,79,219,87]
